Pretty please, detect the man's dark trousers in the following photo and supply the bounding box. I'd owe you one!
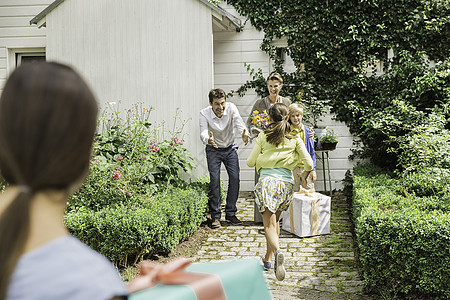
[206,144,239,220]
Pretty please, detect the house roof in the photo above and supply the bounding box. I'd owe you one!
[29,0,64,27]
[30,0,241,31]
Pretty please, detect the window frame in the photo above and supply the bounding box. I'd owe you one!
[6,48,46,74]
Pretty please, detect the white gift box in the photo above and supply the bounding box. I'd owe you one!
[282,190,331,237]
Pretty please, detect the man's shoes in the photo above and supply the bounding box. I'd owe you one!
[225,215,243,225]
[211,218,221,229]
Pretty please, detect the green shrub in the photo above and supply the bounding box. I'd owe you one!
[392,110,450,175]
[402,167,450,198]
[226,0,449,169]
[189,175,227,206]
[65,104,206,268]
[67,103,194,212]
[65,184,209,267]
[356,210,450,298]
[351,164,450,298]
[95,103,193,185]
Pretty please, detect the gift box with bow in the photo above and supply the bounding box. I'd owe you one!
[281,189,331,238]
[129,257,272,300]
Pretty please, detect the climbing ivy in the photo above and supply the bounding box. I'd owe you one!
[227,0,448,96]
[226,0,449,167]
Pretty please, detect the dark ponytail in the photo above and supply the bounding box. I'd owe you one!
[0,62,98,299]
[0,191,33,299]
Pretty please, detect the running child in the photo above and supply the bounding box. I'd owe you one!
[246,103,313,281]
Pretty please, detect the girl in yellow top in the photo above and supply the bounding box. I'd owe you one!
[246,103,313,281]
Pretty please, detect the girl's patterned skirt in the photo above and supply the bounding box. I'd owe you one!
[254,177,294,213]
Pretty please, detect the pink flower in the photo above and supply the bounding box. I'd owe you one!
[149,142,160,152]
[128,192,132,196]
[112,169,122,180]
[118,156,123,162]
[170,138,185,146]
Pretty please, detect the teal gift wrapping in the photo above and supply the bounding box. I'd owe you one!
[129,258,272,300]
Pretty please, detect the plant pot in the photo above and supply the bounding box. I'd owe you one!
[313,127,327,150]
[320,141,337,150]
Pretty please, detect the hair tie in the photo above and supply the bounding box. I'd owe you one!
[18,185,32,194]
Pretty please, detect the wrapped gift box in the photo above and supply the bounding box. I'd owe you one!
[129,258,272,300]
[282,191,331,238]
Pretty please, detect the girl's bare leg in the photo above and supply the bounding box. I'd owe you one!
[262,210,283,263]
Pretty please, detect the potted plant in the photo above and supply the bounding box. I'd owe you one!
[295,89,332,151]
[319,126,338,150]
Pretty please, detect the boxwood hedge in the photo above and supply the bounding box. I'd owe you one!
[351,164,450,298]
[65,184,209,267]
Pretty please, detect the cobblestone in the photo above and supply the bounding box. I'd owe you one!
[192,191,375,299]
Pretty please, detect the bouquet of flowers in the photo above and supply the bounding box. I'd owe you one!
[249,110,270,135]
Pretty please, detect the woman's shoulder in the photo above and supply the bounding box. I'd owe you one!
[251,98,267,109]
[280,96,292,106]
[9,236,127,299]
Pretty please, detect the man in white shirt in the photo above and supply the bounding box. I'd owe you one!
[199,88,250,228]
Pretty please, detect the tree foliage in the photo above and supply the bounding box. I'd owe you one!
[227,0,449,167]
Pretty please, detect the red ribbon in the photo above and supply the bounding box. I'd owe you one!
[128,258,226,300]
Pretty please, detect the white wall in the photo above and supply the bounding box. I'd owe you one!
[0,0,53,92]
[214,2,360,192]
[1,0,360,191]
[44,0,215,179]
[212,6,269,192]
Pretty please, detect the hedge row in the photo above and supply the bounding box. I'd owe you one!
[351,164,450,298]
[65,183,209,267]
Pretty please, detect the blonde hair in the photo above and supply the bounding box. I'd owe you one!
[288,103,304,117]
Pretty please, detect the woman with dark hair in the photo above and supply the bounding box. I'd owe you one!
[246,103,313,281]
[0,62,127,299]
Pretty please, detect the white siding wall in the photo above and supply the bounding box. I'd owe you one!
[214,3,360,191]
[213,6,269,192]
[1,0,360,191]
[44,0,215,179]
[0,0,53,92]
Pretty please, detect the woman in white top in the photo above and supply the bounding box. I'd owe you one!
[0,62,128,300]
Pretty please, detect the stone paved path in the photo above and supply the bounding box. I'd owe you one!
[193,191,375,300]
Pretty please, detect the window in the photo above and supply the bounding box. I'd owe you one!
[6,48,46,74]
[16,52,46,66]
[276,48,298,74]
